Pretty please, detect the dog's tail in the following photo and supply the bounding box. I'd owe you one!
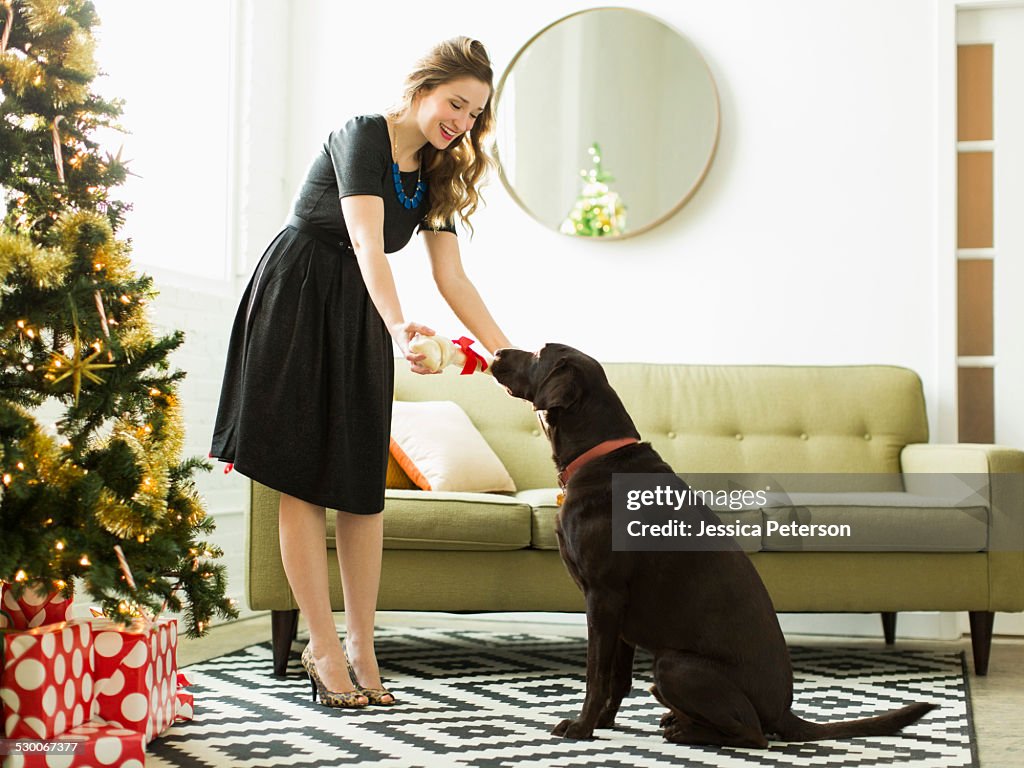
[772,702,937,742]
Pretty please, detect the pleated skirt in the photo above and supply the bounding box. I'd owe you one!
[210,225,393,513]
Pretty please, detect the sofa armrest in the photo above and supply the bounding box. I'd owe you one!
[901,442,1023,474]
[901,443,1024,610]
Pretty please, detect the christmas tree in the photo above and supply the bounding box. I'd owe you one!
[0,0,236,635]
[560,142,627,237]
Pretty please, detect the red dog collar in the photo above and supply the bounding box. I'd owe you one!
[558,438,639,490]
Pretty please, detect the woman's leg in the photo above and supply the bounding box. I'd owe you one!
[278,493,365,700]
[335,510,394,702]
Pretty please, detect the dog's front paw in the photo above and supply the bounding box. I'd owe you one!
[552,718,595,739]
[595,707,619,729]
[660,710,677,728]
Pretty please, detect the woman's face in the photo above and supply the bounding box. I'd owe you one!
[414,77,490,150]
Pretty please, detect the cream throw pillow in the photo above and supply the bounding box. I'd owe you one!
[390,400,516,493]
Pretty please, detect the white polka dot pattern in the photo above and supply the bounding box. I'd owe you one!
[0,584,73,631]
[2,614,184,752]
[39,721,148,765]
[1,620,93,740]
[93,618,180,745]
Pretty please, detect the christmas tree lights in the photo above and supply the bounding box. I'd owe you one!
[560,142,627,237]
[0,0,236,636]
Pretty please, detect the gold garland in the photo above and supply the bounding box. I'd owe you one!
[0,230,72,288]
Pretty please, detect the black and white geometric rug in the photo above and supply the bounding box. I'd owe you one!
[147,627,976,768]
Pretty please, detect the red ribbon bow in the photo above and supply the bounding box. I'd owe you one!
[452,336,488,375]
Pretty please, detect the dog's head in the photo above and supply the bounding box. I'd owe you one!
[492,343,640,469]
[490,343,605,412]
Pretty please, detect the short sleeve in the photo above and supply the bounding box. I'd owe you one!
[328,116,388,199]
[418,217,458,236]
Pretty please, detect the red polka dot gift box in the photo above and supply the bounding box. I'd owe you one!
[90,617,182,745]
[0,585,73,632]
[3,721,146,768]
[1,620,94,740]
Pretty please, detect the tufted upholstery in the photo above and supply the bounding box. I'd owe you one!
[393,363,930,484]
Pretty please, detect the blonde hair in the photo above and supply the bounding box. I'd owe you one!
[386,37,495,235]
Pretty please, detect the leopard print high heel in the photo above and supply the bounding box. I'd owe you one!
[344,643,396,706]
[300,646,368,708]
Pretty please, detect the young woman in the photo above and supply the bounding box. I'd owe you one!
[211,37,512,708]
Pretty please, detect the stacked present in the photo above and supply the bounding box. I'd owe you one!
[0,585,193,765]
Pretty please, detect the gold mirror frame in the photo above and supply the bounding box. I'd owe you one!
[493,7,721,240]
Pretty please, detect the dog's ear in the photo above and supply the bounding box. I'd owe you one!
[533,360,580,411]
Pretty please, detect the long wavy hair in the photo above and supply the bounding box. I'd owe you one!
[386,37,495,235]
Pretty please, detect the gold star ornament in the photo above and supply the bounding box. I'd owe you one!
[47,331,116,404]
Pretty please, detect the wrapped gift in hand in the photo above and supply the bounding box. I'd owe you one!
[408,334,491,375]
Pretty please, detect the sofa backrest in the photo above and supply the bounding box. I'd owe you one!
[393,362,929,490]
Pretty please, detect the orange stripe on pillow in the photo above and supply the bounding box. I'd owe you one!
[389,437,432,491]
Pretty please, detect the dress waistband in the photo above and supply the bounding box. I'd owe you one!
[284,214,354,253]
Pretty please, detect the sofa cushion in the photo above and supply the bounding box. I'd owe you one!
[336,490,532,551]
[761,493,989,552]
[390,400,516,492]
[607,365,929,478]
[517,489,562,550]
[394,363,930,489]
[386,453,417,489]
[394,367,558,490]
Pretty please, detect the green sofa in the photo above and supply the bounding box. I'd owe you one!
[247,363,1024,676]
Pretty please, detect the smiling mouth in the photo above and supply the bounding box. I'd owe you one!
[440,124,458,141]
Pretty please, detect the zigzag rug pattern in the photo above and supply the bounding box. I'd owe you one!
[147,627,976,768]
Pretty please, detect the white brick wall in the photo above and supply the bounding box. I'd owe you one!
[145,271,255,621]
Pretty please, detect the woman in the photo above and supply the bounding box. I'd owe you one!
[211,37,512,708]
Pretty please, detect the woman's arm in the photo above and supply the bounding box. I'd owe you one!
[422,229,513,354]
[342,195,436,374]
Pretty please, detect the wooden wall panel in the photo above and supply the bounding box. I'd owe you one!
[957,259,994,356]
[958,367,995,444]
[957,152,993,248]
[957,44,993,141]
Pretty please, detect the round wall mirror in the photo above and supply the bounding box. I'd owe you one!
[494,8,720,239]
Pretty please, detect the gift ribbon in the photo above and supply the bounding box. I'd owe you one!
[175,670,195,722]
[452,336,487,375]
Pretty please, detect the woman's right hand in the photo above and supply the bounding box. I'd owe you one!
[392,321,440,375]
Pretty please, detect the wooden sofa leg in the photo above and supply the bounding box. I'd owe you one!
[271,609,299,677]
[881,612,897,645]
[968,611,995,676]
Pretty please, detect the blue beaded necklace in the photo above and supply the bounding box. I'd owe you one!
[390,119,426,210]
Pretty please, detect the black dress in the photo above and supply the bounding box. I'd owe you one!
[210,115,455,513]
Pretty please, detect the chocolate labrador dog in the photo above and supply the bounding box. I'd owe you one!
[490,343,935,748]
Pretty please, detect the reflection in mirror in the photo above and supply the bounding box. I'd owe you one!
[495,9,719,239]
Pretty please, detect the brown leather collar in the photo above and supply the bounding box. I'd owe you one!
[558,438,639,490]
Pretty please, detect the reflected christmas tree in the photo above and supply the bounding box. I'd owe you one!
[560,142,627,237]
